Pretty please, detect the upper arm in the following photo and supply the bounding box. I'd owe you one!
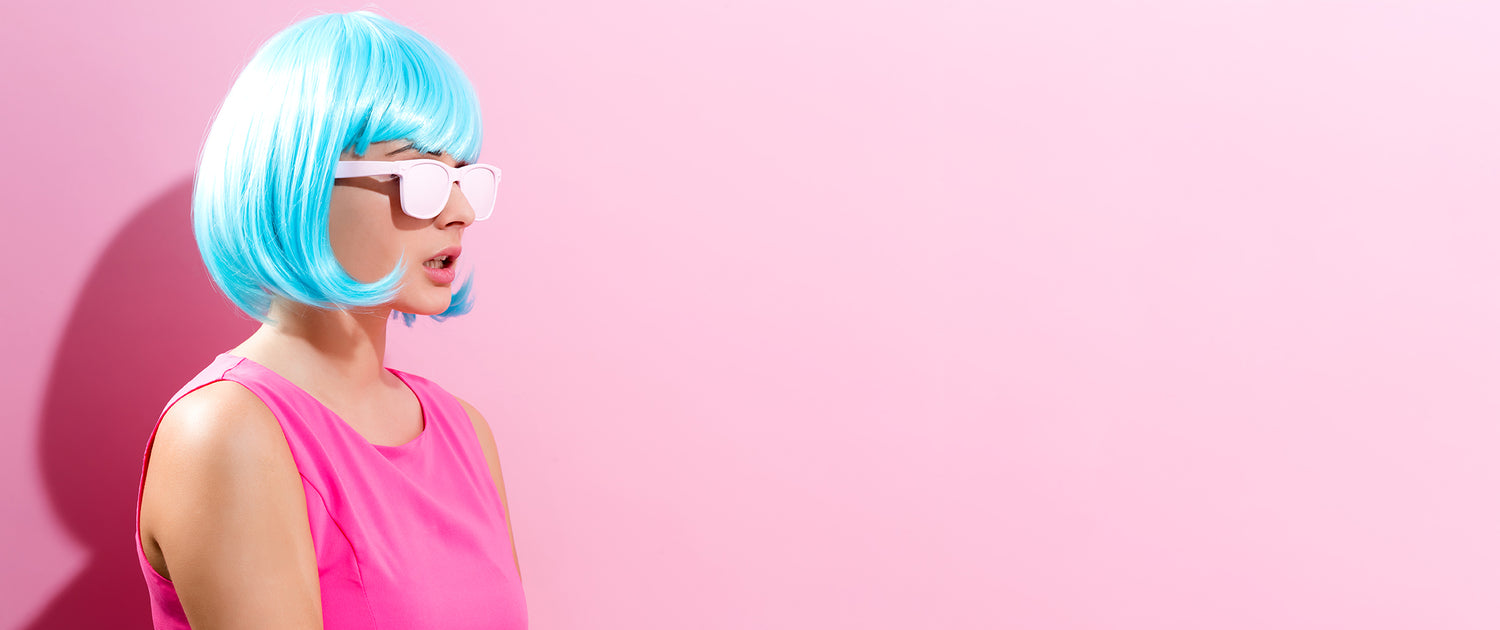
[455,396,521,580]
[141,381,323,630]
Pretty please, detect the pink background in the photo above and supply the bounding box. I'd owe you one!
[5,1,1500,628]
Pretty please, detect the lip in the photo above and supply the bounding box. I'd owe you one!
[423,263,457,285]
[421,245,461,286]
[426,245,462,263]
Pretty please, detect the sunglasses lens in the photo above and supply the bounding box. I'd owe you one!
[459,168,499,221]
[400,162,451,219]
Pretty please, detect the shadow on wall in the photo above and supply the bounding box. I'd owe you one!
[25,179,258,629]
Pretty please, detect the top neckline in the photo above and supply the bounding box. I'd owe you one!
[219,352,430,453]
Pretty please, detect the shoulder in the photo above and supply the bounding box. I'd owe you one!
[452,395,496,448]
[451,395,506,477]
[451,393,481,422]
[157,380,283,455]
[140,380,321,624]
[149,380,298,493]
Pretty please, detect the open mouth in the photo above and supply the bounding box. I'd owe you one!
[423,255,455,269]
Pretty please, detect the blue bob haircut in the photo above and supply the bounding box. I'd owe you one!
[193,11,480,326]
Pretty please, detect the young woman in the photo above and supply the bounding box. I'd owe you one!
[133,12,527,629]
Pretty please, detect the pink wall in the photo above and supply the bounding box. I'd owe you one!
[5,1,1500,628]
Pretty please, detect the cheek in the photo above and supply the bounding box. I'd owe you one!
[328,188,405,283]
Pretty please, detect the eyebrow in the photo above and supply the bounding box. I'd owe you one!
[385,142,471,167]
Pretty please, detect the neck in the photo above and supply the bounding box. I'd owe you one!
[232,300,394,390]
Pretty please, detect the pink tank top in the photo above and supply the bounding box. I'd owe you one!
[134,353,528,629]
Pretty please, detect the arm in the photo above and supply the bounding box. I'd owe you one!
[142,381,323,629]
[455,396,522,582]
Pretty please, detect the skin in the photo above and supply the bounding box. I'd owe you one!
[137,140,519,629]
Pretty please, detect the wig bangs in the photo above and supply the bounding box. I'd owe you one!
[339,16,485,163]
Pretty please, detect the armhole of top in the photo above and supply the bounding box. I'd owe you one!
[137,375,265,583]
[450,393,510,518]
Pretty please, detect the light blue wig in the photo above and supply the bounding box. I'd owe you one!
[194,11,480,326]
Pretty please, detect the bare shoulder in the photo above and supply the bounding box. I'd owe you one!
[453,396,495,447]
[454,395,505,477]
[141,380,322,627]
[147,382,300,499]
[148,380,292,495]
[158,380,278,437]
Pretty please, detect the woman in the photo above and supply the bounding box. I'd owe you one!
[133,11,527,629]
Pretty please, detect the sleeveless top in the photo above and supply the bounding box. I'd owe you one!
[134,353,529,629]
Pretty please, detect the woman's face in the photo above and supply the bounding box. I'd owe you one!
[328,139,475,316]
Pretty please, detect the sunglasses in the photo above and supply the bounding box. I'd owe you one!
[334,159,501,221]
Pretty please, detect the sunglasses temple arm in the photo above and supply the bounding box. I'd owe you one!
[333,162,403,178]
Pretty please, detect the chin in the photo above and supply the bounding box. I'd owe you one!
[395,294,453,317]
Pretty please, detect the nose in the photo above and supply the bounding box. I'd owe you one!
[437,181,475,228]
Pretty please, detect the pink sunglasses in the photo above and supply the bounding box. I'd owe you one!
[334,158,501,221]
